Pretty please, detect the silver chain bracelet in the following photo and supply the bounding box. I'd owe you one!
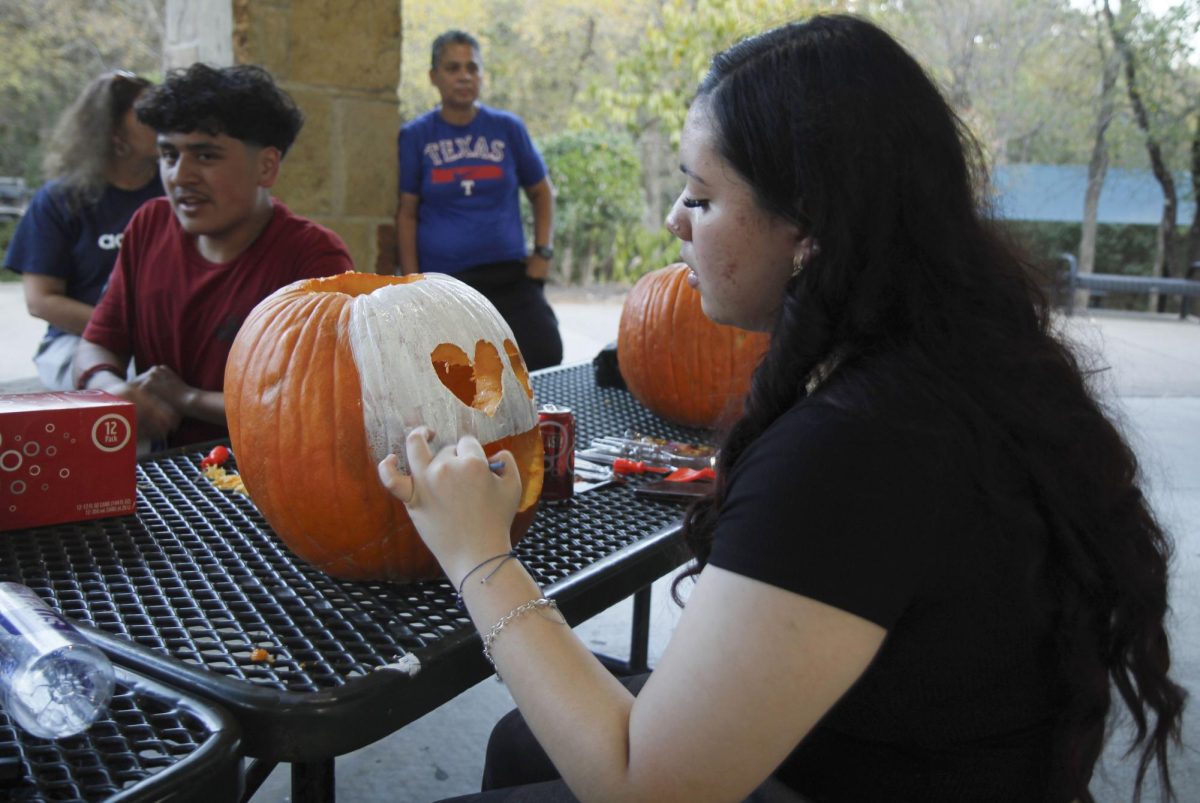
[481,597,563,679]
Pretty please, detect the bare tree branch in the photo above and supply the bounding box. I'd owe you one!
[1105,0,1178,308]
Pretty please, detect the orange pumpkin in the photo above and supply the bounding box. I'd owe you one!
[225,272,543,581]
[617,263,770,428]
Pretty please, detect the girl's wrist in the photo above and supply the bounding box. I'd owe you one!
[441,535,518,587]
[451,549,522,608]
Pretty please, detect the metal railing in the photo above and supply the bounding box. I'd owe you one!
[1058,252,1200,320]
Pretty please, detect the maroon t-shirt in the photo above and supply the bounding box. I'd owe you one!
[85,197,352,446]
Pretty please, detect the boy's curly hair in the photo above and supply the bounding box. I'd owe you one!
[135,63,304,155]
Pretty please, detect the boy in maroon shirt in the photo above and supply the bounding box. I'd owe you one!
[76,64,352,449]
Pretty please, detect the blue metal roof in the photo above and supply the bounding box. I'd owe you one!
[990,163,1195,225]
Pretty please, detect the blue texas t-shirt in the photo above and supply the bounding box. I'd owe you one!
[398,105,546,274]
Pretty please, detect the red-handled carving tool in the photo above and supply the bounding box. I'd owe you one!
[613,458,672,476]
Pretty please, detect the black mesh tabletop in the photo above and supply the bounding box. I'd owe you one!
[0,664,241,802]
[0,364,711,762]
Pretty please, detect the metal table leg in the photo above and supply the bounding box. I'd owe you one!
[595,584,653,676]
[242,758,278,800]
[293,758,336,803]
[627,585,652,673]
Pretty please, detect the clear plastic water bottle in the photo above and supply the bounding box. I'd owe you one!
[0,582,114,739]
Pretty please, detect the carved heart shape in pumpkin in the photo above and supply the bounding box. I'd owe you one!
[431,340,504,416]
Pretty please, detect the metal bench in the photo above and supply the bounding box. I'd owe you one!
[1060,252,1200,320]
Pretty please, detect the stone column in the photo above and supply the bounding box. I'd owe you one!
[162,0,402,274]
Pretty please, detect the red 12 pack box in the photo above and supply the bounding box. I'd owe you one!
[0,390,137,531]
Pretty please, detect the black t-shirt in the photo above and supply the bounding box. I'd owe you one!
[709,394,1062,801]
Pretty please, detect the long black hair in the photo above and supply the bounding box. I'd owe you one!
[677,15,1185,801]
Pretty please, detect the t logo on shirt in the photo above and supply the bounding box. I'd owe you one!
[432,165,503,196]
[97,233,124,251]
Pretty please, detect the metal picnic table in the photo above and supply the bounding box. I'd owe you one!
[0,663,242,801]
[0,362,709,802]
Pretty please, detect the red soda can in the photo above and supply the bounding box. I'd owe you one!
[538,404,575,502]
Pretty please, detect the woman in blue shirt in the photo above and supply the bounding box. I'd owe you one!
[397,30,562,371]
[4,70,162,390]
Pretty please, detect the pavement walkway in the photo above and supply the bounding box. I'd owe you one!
[0,283,1196,800]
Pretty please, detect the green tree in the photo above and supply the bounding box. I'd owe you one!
[0,0,163,183]
[399,0,675,285]
[1103,0,1200,303]
[399,0,650,139]
[582,0,836,225]
[1078,2,1123,306]
[865,0,1200,313]
[391,0,1200,289]
[538,130,644,284]
[867,0,1085,165]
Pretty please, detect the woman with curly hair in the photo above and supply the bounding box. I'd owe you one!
[4,70,161,390]
[379,15,1185,802]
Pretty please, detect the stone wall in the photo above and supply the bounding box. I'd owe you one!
[162,0,402,274]
[163,0,234,68]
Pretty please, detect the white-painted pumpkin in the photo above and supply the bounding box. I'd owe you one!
[225,272,544,581]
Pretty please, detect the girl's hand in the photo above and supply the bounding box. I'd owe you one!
[377,427,522,580]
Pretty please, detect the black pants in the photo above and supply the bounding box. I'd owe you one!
[436,674,809,802]
[453,261,563,372]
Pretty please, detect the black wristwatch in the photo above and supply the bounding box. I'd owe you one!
[532,244,554,260]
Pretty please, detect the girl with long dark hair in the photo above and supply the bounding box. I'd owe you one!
[379,15,1185,802]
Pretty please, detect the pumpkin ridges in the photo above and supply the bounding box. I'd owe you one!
[285,291,352,565]
[226,273,541,581]
[647,266,684,419]
[664,268,694,420]
[240,290,345,568]
[617,266,653,408]
[317,288,424,576]
[628,269,654,408]
[293,293,364,566]
[617,264,769,428]
[348,319,433,580]
[634,273,660,407]
[230,287,365,574]
[305,292,428,576]
[328,295,408,576]
[228,288,309,546]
